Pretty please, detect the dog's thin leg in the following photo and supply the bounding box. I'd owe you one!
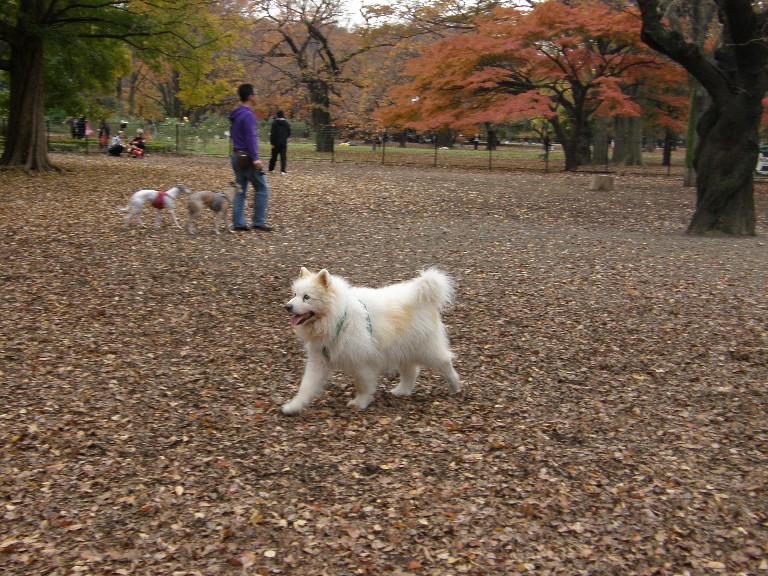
[154,212,163,228]
[390,364,420,396]
[348,370,379,410]
[169,208,181,229]
[434,358,462,392]
[282,358,331,415]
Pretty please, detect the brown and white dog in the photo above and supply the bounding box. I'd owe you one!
[121,184,191,229]
[186,182,238,235]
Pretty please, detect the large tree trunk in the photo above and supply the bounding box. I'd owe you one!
[0,36,56,171]
[637,0,764,236]
[613,116,644,166]
[682,1,716,187]
[308,81,333,153]
[551,118,580,171]
[684,76,710,186]
[689,95,758,235]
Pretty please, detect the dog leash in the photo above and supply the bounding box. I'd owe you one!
[322,300,372,361]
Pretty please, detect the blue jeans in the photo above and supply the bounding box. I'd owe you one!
[231,154,269,228]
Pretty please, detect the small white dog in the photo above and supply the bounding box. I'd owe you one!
[282,267,462,414]
[121,184,191,229]
[186,182,238,235]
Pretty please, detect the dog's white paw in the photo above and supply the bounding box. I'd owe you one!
[390,385,413,397]
[347,397,373,411]
[281,400,305,415]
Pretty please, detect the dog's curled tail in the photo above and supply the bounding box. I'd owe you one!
[416,267,455,310]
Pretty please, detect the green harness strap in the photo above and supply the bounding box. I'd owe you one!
[322,300,372,361]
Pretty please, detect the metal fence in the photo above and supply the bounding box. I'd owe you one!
[290,127,687,177]
[0,117,707,177]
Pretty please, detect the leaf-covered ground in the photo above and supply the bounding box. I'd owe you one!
[1,154,767,575]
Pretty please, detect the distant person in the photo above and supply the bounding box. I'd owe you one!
[108,131,125,156]
[98,120,110,149]
[127,129,146,158]
[228,83,272,232]
[77,117,86,139]
[268,110,291,175]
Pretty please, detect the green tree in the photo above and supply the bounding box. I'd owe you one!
[0,0,226,171]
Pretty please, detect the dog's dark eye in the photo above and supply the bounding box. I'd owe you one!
[303,294,310,301]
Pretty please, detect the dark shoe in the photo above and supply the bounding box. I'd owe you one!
[233,226,250,232]
[251,224,273,232]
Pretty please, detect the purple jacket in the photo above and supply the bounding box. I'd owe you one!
[228,105,259,161]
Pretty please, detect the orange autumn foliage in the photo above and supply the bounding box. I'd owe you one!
[377,1,685,135]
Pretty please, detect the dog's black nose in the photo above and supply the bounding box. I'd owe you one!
[285,304,293,312]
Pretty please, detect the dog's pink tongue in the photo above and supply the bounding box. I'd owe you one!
[290,314,306,327]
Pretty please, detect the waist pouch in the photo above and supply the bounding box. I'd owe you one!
[236,151,250,169]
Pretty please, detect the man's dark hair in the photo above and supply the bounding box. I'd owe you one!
[276,110,285,118]
[238,83,255,102]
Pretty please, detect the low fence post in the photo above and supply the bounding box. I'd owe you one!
[381,134,387,165]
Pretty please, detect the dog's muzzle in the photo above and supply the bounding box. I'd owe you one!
[286,303,314,326]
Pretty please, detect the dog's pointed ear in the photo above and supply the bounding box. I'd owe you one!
[299,267,312,278]
[317,269,331,288]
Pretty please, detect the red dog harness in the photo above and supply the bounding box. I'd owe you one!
[152,190,167,209]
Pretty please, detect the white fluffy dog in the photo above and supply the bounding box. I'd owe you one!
[121,184,191,229]
[282,267,462,414]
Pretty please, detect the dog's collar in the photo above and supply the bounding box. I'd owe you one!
[322,300,372,361]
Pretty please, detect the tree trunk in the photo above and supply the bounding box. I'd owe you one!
[637,0,764,236]
[662,127,673,167]
[0,36,56,171]
[551,119,579,171]
[689,95,758,235]
[577,122,592,166]
[683,75,709,187]
[592,117,609,167]
[613,116,643,166]
[436,130,452,148]
[308,81,333,152]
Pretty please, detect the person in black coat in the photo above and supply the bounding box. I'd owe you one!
[268,110,291,175]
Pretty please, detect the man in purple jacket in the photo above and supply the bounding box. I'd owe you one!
[228,83,272,232]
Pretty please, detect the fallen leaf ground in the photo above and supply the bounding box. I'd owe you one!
[1,154,767,575]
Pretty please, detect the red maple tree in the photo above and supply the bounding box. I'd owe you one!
[378,1,685,171]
